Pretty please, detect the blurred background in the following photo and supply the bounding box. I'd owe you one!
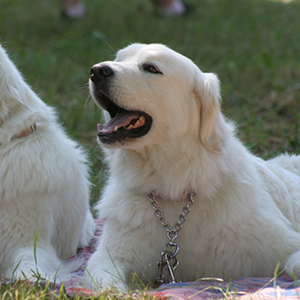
[1,0,299,205]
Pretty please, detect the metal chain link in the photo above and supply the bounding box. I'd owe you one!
[148,191,196,285]
[148,191,196,237]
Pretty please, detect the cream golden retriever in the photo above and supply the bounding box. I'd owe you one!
[86,43,300,290]
[0,44,95,281]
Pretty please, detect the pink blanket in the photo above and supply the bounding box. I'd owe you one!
[1,220,300,299]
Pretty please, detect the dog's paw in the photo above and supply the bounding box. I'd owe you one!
[83,269,127,292]
[285,251,300,278]
[4,260,55,282]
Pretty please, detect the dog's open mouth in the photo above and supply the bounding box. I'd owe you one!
[96,91,152,144]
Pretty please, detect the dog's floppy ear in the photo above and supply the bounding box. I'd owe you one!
[193,70,221,150]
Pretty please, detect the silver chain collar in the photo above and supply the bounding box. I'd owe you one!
[148,191,196,286]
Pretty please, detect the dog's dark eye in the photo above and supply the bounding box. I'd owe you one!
[143,64,163,75]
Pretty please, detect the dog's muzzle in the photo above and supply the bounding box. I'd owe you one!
[89,63,152,146]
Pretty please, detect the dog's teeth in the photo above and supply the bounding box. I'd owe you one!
[126,116,146,130]
[139,115,146,123]
[114,126,118,132]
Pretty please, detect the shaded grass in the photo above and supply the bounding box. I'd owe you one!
[0,0,300,298]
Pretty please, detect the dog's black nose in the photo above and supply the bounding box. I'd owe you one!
[90,64,114,82]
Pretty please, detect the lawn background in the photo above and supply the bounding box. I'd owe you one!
[0,0,299,297]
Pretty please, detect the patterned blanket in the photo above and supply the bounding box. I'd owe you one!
[1,220,300,299]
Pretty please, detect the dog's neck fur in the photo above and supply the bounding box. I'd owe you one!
[11,123,36,140]
[104,113,236,202]
[106,131,231,202]
[0,91,52,144]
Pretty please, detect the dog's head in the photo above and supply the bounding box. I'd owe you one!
[90,43,221,150]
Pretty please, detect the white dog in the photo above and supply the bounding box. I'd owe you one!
[86,43,300,290]
[0,44,95,281]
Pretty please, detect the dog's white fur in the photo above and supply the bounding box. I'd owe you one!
[0,44,95,281]
[86,43,300,289]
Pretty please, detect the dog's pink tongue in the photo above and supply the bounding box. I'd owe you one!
[97,111,141,133]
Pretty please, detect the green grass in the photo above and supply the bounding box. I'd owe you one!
[0,0,300,298]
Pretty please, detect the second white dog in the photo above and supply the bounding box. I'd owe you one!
[0,44,95,281]
[86,43,300,290]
